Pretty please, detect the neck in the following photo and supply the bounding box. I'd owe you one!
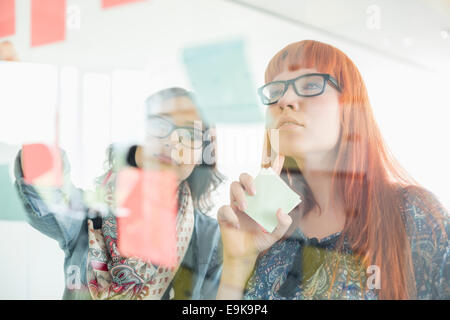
[293,149,342,215]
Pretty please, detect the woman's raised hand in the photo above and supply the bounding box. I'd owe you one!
[217,172,293,265]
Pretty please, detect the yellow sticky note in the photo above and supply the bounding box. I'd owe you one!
[245,168,301,233]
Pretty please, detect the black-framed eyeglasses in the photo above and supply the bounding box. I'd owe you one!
[257,73,341,105]
[147,115,204,149]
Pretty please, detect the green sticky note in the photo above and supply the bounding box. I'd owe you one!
[0,164,27,221]
[182,38,263,124]
[245,168,301,233]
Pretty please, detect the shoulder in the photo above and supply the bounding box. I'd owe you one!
[399,185,448,227]
[399,186,449,299]
[398,185,448,250]
[193,209,222,265]
[400,185,447,213]
[194,209,220,235]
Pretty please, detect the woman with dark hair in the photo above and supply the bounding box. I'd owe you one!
[14,87,225,300]
[216,40,449,300]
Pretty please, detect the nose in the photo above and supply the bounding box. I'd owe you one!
[168,130,190,150]
[277,83,302,111]
[167,130,180,148]
[150,132,173,152]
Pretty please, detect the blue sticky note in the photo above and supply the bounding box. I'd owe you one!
[182,38,263,124]
[0,164,27,221]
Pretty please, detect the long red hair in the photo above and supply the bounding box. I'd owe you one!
[263,40,447,299]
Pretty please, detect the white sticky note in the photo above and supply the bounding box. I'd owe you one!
[244,168,302,233]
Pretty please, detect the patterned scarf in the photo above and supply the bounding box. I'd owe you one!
[86,171,195,300]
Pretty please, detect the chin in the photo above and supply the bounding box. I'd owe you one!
[279,142,308,157]
[280,144,309,159]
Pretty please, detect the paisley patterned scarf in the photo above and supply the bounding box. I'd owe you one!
[86,171,195,300]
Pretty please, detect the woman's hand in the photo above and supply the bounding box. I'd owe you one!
[217,173,293,286]
[216,131,291,298]
[20,144,64,187]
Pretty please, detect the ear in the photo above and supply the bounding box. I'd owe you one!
[261,129,285,175]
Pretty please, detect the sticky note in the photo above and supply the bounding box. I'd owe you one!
[116,168,178,267]
[31,0,66,47]
[22,144,63,187]
[102,0,146,9]
[244,168,301,233]
[114,166,140,211]
[0,165,27,221]
[0,0,15,38]
[182,38,263,124]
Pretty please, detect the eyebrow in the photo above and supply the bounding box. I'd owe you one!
[158,111,197,120]
[157,112,173,118]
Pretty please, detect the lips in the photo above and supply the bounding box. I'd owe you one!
[276,117,305,129]
[153,153,176,165]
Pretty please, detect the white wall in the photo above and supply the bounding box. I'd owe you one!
[0,0,448,299]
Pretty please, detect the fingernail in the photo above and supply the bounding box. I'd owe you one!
[240,202,247,212]
[251,187,256,195]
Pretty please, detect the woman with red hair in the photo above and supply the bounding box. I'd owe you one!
[217,40,448,300]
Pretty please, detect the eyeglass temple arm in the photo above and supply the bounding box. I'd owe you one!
[328,76,341,92]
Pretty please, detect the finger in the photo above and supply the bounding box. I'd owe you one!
[239,173,256,195]
[270,209,293,240]
[271,153,285,176]
[266,128,284,174]
[261,129,272,168]
[260,129,285,175]
[217,205,240,229]
[230,181,248,212]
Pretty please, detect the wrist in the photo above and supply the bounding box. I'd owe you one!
[221,255,258,289]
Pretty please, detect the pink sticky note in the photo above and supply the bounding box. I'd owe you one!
[22,143,63,187]
[31,0,66,47]
[101,0,146,9]
[0,0,15,38]
[116,168,178,267]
